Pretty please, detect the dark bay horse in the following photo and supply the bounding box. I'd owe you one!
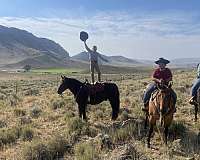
[146,85,174,148]
[57,76,120,120]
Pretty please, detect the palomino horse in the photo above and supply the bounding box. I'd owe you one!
[146,84,175,148]
[57,76,120,121]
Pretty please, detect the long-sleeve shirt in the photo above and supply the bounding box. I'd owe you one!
[84,43,107,62]
[152,68,172,82]
[88,51,100,62]
[197,64,200,78]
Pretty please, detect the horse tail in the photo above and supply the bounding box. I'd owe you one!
[115,84,120,113]
[110,83,120,120]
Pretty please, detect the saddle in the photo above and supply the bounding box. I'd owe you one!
[85,82,105,95]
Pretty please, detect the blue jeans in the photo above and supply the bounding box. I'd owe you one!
[143,83,177,104]
[143,83,157,103]
[191,78,200,97]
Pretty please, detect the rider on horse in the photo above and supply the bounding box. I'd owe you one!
[142,58,177,112]
[189,63,200,105]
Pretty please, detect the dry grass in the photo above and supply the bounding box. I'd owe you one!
[0,69,199,159]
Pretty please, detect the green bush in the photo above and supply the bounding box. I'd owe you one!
[14,108,26,117]
[51,99,66,110]
[22,135,71,160]
[108,124,137,144]
[24,89,39,96]
[0,127,21,147]
[66,117,98,137]
[0,120,7,128]
[21,126,34,141]
[23,141,50,160]
[169,121,187,139]
[47,135,71,158]
[30,105,42,118]
[75,142,99,160]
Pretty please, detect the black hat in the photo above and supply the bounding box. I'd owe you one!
[155,58,170,64]
[80,31,88,42]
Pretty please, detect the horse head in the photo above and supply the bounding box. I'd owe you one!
[57,75,69,95]
[157,84,173,117]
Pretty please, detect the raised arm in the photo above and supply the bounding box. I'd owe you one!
[84,41,92,52]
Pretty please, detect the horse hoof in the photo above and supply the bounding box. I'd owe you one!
[111,116,118,121]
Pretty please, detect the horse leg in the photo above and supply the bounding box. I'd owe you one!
[147,123,154,148]
[164,126,169,145]
[194,104,198,122]
[109,99,119,120]
[78,105,83,119]
[82,104,87,121]
[144,112,148,129]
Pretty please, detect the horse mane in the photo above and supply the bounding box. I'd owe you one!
[67,77,83,86]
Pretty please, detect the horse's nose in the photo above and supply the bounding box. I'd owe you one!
[57,90,61,95]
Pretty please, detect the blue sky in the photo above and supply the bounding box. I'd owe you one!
[0,0,200,59]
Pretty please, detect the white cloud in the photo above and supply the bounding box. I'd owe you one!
[0,11,200,59]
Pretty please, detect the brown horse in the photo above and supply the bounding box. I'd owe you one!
[146,85,174,148]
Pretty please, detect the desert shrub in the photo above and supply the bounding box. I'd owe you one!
[64,112,76,122]
[0,85,8,89]
[20,116,32,125]
[0,120,7,128]
[67,117,86,134]
[46,135,71,158]
[51,99,66,110]
[24,89,39,96]
[169,121,187,139]
[14,108,26,117]
[121,110,129,121]
[22,135,71,160]
[0,93,6,100]
[21,126,34,141]
[108,123,137,144]
[0,127,21,147]
[75,142,99,160]
[22,141,50,160]
[30,105,42,118]
[66,117,98,137]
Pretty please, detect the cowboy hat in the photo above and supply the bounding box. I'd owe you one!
[80,31,88,42]
[155,58,170,64]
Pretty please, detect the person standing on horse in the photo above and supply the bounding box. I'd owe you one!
[189,63,200,105]
[142,58,177,112]
[83,41,109,83]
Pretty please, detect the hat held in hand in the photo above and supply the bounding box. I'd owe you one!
[80,31,88,42]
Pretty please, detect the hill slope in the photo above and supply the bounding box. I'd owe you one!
[71,52,143,67]
[0,25,70,68]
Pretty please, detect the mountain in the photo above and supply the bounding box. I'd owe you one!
[71,52,144,67]
[0,25,70,68]
[170,58,200,68]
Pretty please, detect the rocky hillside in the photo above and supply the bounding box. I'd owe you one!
[0,25,69,68]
